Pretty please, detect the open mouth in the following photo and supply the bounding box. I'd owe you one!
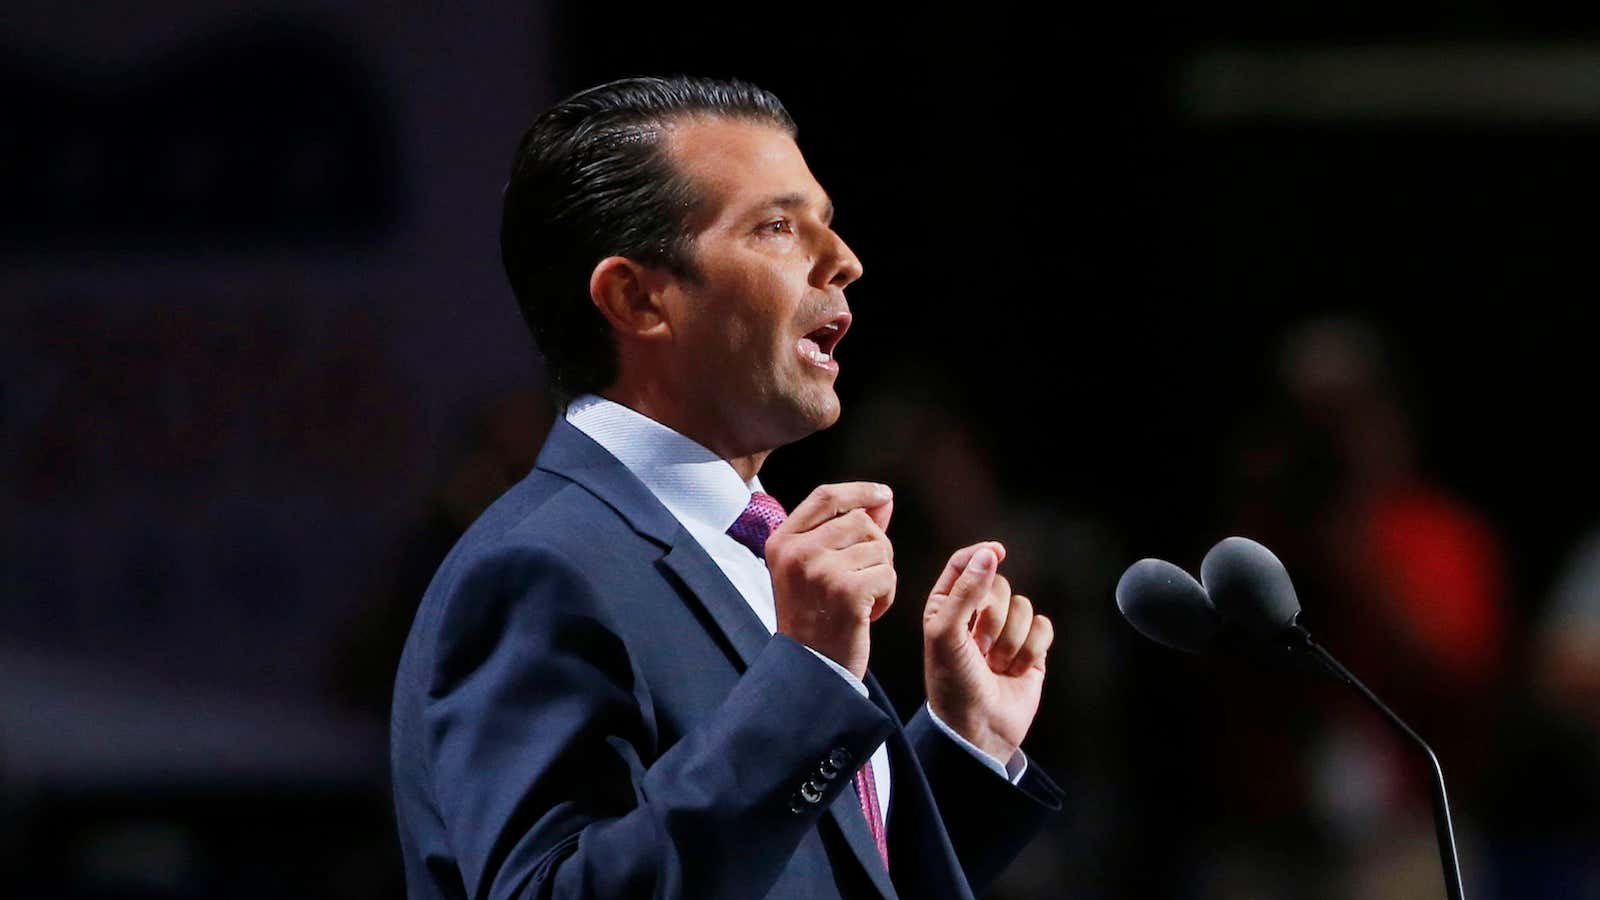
[797,313,851,367]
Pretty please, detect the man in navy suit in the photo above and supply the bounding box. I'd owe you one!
[391,76,1064,899]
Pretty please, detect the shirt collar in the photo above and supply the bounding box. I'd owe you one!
[564,394,760,533]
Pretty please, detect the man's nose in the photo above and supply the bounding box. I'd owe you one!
[812,227,864,290]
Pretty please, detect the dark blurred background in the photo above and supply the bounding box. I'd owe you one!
[5,2,1600,897]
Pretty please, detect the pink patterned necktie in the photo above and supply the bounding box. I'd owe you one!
[726,492,889,870]
[726,491,787,560]
[853,756,889,869]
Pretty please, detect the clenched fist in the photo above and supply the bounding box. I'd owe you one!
[766,482,897,679]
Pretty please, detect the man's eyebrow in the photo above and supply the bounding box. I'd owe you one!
[762,192,835,225]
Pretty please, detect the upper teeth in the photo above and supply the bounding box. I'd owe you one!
[805,322,839,364]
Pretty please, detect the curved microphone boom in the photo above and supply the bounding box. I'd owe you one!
[1198,536,1467,900]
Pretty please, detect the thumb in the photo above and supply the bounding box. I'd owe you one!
[929,546,998,641]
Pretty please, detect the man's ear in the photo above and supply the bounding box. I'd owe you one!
[589,256,670,341]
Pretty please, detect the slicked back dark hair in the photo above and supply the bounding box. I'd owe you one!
[500,75,797,407]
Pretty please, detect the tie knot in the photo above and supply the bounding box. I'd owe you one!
[727,491,787,560]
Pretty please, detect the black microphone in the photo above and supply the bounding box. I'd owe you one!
[1114,558,1218,653]
[1198,536,1302,642]
[1198,536,1467,900]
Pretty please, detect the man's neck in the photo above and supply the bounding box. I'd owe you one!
[596,388,770,483]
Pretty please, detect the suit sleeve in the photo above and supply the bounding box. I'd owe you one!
[421,543,896,899]
[906,705,1065,895]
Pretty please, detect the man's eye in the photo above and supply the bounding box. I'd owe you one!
[757,218,794,236]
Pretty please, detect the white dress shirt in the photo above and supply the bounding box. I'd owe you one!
[565,394,1025,823]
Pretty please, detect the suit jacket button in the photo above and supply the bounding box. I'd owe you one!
[819,761,840,780]
[827,748,851,770]
[800,781,824,804]
[789,794,807,814]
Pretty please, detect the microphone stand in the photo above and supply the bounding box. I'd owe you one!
[1285,624,1466,900]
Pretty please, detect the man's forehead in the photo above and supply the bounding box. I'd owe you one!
[663,116,828,214]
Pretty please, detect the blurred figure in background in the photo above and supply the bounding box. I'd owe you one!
[1482,529,1600,897]
[1534,531,1600,734]
[1206,317,1508,899]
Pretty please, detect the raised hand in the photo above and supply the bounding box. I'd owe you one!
[922,542,1053,764]
[766,482,896,679]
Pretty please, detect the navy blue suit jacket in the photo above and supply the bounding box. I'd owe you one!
[391,419,1063,898]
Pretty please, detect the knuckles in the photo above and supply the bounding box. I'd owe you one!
[765,532,792,561]
[842,508,875,540]
[797,553,825,582]
[812,484,840,510]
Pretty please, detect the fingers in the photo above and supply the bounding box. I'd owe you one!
[985,593,1035,673]
[1005,614,1054,677]
[769,483,897,681]
[970,575,1012,654]
[869,588,896,621]
[941,545,999,632]
[782,482,893,533]
[835,538,893,572]
[855,562,897,621]
[864,498,893,533]
[925,544,1053,675]
[930,541,1007,598]
[813,508,889,551]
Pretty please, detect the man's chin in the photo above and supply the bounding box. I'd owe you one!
[805,389,843,433]
[764,390,841,449]
[814,396,842,431]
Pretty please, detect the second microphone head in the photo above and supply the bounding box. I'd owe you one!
[1200,536,1302,640]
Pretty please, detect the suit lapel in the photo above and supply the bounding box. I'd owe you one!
[535,419,771,670]
[657,540,770,669]
[534,419,682,546]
